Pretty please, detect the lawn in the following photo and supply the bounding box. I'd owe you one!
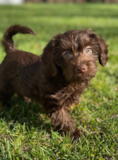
[0,3,118,160]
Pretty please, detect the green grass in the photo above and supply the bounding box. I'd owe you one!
[0,3,118,160]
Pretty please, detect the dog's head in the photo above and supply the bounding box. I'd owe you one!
[42,29,108,82]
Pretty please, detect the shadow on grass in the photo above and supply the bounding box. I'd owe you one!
[0,96,52,134]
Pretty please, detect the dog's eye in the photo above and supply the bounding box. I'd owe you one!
[85,48,92,54]
[63,51,72,59]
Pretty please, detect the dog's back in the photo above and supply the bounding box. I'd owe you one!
[0,25,41,105]
[1,25,39,76]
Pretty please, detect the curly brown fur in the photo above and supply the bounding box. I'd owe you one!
[0,25,108,140]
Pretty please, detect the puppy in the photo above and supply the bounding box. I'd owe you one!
[0,25,108,140]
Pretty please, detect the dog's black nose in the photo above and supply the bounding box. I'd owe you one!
[77,65,87,73]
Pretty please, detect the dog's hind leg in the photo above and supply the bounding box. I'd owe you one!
[0,78,14,107]
[0,62,14,107]
[0,90,14,107]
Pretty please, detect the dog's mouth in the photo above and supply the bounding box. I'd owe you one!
[64,72,96,83]
[75,62,98,82]
[75,72,96,82]
[67,68,97,83]
[62,62,98,83]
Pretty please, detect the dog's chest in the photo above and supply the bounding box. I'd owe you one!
[51,82,87,109]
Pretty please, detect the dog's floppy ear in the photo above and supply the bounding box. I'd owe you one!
[88,29,108,66]
[42,35,59,77]
[96,35,108,66]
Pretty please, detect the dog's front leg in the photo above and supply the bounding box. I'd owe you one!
[49,108,81,141]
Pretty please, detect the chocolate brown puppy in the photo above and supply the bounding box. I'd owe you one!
[0,25,108,140]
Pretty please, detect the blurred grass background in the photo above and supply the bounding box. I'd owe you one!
[0,3,118,160]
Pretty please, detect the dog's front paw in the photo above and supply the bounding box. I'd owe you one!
[71,128,83,142]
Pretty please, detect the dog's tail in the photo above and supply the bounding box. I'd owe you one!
[2,25,35,54]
